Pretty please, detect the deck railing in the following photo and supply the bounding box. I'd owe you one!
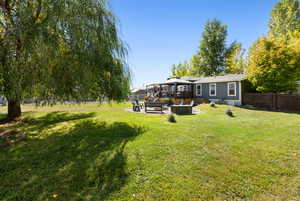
[159,91,193,98]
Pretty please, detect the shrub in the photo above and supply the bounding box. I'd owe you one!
[226,108,234,117]
[167,113,176,123]
[210,101,216,107]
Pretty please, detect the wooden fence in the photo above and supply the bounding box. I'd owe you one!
[242,93,300,112]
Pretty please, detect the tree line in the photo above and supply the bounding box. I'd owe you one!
[171,0,300,93]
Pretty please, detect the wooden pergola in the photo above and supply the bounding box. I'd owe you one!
[146,78,194,99]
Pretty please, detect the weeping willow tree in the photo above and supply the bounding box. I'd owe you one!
[0,0,130,120]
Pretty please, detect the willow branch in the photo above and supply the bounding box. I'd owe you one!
[34,0,42,23]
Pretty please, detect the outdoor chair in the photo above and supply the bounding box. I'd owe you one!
[190,101,194,107]
[132,102,141,112]
[135,99,144,109]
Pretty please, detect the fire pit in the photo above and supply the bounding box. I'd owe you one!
[170,105,193,115]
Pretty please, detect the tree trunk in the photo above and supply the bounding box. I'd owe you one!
[7,100,21,120]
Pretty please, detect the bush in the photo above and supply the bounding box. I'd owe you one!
[167,113,176,123]
[226,108,234,117]
[210,101,216,107]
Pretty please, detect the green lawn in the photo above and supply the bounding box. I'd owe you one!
[0,103,300,201]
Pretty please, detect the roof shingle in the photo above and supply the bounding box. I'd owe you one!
[194,74,245,84]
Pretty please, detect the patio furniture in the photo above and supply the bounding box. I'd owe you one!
[190,101,194,106]
[135,99,144,109]
[179,99,185,105]
[132,102,141,112]
[171,105,193,115]
[145,102,163,113]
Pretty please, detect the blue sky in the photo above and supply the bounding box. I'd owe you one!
[110,0,278,88]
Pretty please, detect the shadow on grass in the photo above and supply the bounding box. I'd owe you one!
[0,111,96,125]
[0,114,146,201]
[23,111,97,129]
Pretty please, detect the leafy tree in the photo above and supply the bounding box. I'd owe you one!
[193,19,237,76]
[247,36,300,93]
[0,0,130,120]
[269,0,300,39]
[225,43,246,74]
[171,61,191,77]
[288,31,300,78]
[190,54,203,76]
[247,0,300,93]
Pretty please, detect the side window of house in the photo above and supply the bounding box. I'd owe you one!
[196,84,202,96]
[228,82,236,96]
[209,83,216,96]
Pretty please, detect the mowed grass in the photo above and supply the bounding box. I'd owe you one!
[0,103,300,201]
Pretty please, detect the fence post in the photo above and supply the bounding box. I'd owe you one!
[272,93,278,110]
[276,93,278,110]
[271,93,274,110]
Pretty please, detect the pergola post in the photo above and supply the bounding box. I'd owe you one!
[159,84,162,98]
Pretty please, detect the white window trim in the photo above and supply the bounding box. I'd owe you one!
[239,81,242,104]
[209,83,217,96]
[228,82,236,96]
[195,84,202,96]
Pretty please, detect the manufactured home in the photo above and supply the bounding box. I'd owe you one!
[146,74,245,106]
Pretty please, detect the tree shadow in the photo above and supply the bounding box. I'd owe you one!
[0,119,146,201]
[23,111,97,130]
[0,111,96,126]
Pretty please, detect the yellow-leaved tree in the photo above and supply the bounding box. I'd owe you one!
[247,35,300,93]
[225,43,246,74]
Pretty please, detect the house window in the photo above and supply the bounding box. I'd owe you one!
[196,84,202,96]
[209,83,216,96]
[228,82,236,96]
